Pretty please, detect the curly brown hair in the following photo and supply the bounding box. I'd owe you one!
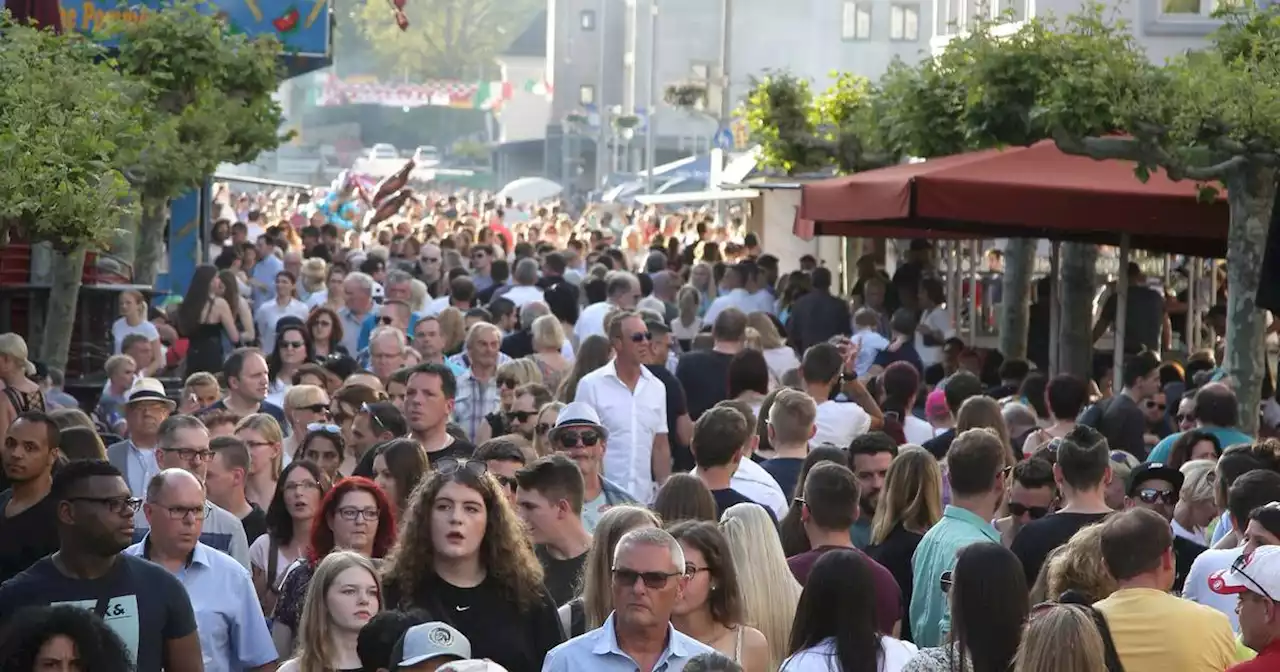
[381,464,546,611]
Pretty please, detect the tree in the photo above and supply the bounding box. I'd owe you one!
[0,14,147,371]
[108,0,288,285]
[741,5,1280,432]
[349,0,544,79]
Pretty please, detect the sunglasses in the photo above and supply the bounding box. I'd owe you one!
[628,331,652,343]
[611,568,682,590]
[497,376,519,389]
[280,340,306,350]
[1144,401,1167,411]
[1007,502,1050,520]
[507,410,536,423]
[493,473,517,490]
[377,316,395,325]
[1177,413,1195,423]
[557,429,601,449]
[939,570,953,594]
[295,403,329,414]
[307,422,342,434]
[1136,488,1178,505]
[436,458,489,477]
[360,402,391,434]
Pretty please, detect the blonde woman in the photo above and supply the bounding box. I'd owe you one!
[558,505,661,637]
[747,312,799,384]
[298,258,328,304]
[278,550,381,672]
[532,401,565,457]
[529,314,571,393]
[720,502,802,670]
[1013,603,1109,672]
[690,262,718,316]
[956,396,1015,466]
[476,359,543,443]
[1043,523,1117,603]
[673,285,704,350]
[283,384,331,460]
[235,413,285,510]
[437,307,467,356]
[867,445,943,645]
[1174,459,1219,546]
[112,290,163,375]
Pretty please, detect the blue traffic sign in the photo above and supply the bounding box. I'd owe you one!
[714,128,734,150]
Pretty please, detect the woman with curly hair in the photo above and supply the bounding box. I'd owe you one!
[279,550,381,672]
[380,458,563,672]
[0,604,134,672]
[270,477,396,658]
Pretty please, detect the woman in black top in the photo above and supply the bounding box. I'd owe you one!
[866,446,944,644]
[381,458,563,672]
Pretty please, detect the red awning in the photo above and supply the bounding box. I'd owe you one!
[799,140,1230,255]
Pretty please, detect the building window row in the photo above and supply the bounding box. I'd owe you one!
[843,1,920,41]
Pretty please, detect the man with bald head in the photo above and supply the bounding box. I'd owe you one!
[1147,382,1253,463]
[126,469,277,672]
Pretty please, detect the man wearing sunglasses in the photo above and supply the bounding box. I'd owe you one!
[1211,546,1280,669]
[994,457,1056,549]
[546,403,636,535]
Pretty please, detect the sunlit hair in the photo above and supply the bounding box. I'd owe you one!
[497,358,542,389]
[310,477,397,562]
[381,463,546,612]
[558,335,612,402]
[720,503,802,669]
[294,550,382,672]
[581,505,661,629]
[870,445,944,545]
[746,312,785,350]
[1013,603,1108,672]
[668,521,744,627]
[653,473,718,524]
[532,401,565,457]
[235,412,284,476]
[957,395,1014,466]
[532,314,567,352]
[436,307,466,353]
[1179,458,1217,506]
[1044,523,1117,604]
[285,384,328,413]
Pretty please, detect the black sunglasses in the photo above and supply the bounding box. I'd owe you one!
[1136,488,1178,505]
[296,403,329,414]
[436,458,489,478]
[497,376,519,389]
[507,410,536,423]
[611,568,682,590]
[628,331,652,343]
[1007,502,1049,520]
[940,570,953,594]
[377,316,395,325]
[557,429,601,449]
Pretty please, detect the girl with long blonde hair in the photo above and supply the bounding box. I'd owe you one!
[281,550,381,672]
[956,396,1015,466]
[559,505,661,637]
[1013,603,1108,672]
[720,503,802,670]
[235,413,285,509]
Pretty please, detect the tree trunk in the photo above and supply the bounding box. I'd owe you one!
[1222,166,1275,437]
[999,238,1038,359]
[40,247,87,373]
[134,194,169,287]
[1059,242,1098,381]
[109,193,139,273]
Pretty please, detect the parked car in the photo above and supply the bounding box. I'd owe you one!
[367,143,399,160]
[412,145,441,164]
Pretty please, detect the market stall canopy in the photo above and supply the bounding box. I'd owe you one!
[800,140,1229,255]
[497,177,563,203]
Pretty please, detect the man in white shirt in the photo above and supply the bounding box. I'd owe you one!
[915,278,954,370]
[503,258,545,308]
[801,342,883,447]
[575,271,640,342]
[704,263,758,324]
[574,310,669,501]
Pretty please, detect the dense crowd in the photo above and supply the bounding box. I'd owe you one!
[0,188,1277,672]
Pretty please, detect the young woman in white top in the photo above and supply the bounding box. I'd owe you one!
[250,460,330,612]
[277,550,381,672]
[673,286,705,351]
[781,549,917,672]
[112,290,163,375]
[256,272,310,356]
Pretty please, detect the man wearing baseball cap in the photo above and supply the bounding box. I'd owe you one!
[546,402,637,534]
[1210,546,1280,669]
[390,622,469,672]
[1124,462,1198,592]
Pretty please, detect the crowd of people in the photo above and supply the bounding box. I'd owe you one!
[0,187,1276,672]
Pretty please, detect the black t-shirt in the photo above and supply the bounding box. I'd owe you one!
[0,489,60,585]
[1085,395,1147,459]
[761,457,804,501]
[645,363,691,471]
[867,523,924,644]
[0,554,197,672]
[1173,535,1208,594]
[240,504,268,546]
[921,428,956,460]
[426,439,477,467]
[535,545,586,606]
[388,574,563,672]
[675,350,734,421]
[1011,512,1112,584]
[711,488,776,523]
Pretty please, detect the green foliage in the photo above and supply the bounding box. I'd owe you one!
[350,0,544,79]
[106,0,288,198]
[0,14,146,250]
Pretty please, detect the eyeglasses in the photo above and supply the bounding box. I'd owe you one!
[422,257,441,263]
[1007,502,1050,519]
[280,340,306,350]
[507,410,536,423]
[611,568,682,589]
[1177,413,1196,423]
[335,506,380,521]
[151,503,210,521]
[1136,488,1178,505]
[685,565,711,576]
[628,331,652,343]
[436,458,489,477]
[1144,401,1167,411]
[377,316,395,325]
[493,473,517,490]
[294,403,329,414]
[68,496,142,515]
[165,448,215,463]
[283,480,322,492]
[360,403,391,434]
[939,570,954,594]
[557,429,601,449]
[497,376,519,389]
[1231,552,1277,601]
[308,423,342,434]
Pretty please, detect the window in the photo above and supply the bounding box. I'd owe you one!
[841,1,872,39]
[580,9,595,29]
[890,4,920,40]
[579,85,595,106]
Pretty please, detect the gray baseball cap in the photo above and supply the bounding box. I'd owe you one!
[391,622,471,669]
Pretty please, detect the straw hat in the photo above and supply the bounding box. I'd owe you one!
[0,334,36,377]
[126,377,177,411]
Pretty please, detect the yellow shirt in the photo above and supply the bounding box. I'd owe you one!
[1095,587,1236,672]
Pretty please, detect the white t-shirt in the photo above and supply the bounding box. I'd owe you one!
[503,284,545,308]
[763,347,801,382]
[914,307,954,369]
[904,415,939,445]
[249,533,295,590]
[782,636,917,672]
[255,299,310,355]
[811,400,872,448]
[112,318,160,355]
[1182,546,1242,632]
